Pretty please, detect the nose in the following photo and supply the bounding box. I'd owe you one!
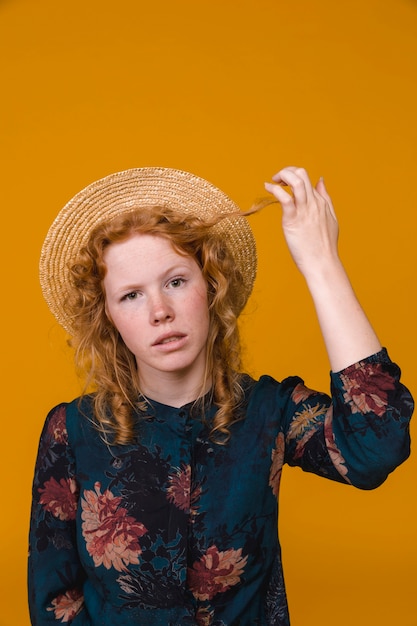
[149,292,174,325]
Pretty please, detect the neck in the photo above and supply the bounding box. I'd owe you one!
[138,369,212,408]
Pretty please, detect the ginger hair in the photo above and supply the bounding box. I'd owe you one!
[67,205,252,445]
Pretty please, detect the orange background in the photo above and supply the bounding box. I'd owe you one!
[1,0,416,624]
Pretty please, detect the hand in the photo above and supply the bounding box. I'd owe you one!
[265,166,339,279]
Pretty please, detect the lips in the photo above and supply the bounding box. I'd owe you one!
[153,333,186,346]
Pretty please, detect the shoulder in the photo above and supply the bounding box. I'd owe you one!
[43,395,96,445]
[242,373,334,429]
[45,395,94,421]
[243,372,308,399]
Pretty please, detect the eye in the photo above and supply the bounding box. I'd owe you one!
[167,277,185,289]
[122,291,139,301]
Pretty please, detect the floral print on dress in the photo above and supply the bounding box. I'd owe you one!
[39,476,78,521]
[28,350,413,625]
[46,404,68,444]
[340,361,396,416]
[166,463,202,515]
[47,588,84,623]
[81,481,147,572]
[291,382,317,404]
[324,406,351,482]
[188,545,248,601]
[286,401,328,461]
[269,432,285,497]
[287,402,326,441]
[195,606,215,626]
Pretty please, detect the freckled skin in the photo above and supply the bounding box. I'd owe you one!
[103,233,210,405]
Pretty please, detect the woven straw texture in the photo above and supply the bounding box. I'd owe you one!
[39,167,257,334]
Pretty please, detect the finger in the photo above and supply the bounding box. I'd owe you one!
[264,182,297,218]
[264,181,293,204]
[315,177,336,218]
[271,166,295,178]
[315,176,329,199]
[271,167,314,206]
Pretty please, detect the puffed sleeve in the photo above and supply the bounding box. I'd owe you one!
[28,404,90,625]
[282,349,413,489]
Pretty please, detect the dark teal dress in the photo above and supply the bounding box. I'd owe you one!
[28,349,413,625]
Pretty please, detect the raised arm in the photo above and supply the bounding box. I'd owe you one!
[265,166,381,372]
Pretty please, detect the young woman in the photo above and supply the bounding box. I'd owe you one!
[29,166,413,625]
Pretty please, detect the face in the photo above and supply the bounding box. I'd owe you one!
[103,233,210,397]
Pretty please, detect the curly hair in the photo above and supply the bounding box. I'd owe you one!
[67,205,253,446]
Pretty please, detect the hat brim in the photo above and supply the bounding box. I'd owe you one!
[39,167,257,334]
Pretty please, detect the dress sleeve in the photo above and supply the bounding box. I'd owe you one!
[28,404,90,625]
[282,348,413,489]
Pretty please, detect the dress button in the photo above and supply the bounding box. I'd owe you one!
[178,410,186,418]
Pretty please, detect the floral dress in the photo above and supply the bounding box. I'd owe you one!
[28,349,413,625]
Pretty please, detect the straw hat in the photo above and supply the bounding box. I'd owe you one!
[39,167,257,334]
